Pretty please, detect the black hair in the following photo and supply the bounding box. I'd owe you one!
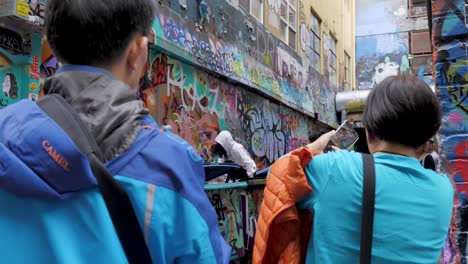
[308,135,316,142]
[308,132,325,143]
[45,0,155,66]
[4,73,18,99]
[363,76,441,148]
[213,143,227,160]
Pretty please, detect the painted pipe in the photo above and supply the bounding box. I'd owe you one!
[335,89,371,112]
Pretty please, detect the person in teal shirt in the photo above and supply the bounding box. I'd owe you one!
[301,76,454,263]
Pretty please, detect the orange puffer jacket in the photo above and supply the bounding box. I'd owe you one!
[253,147,318,264]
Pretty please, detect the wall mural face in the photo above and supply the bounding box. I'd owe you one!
[433,0,468,263]
[141,51,327,169]
[152,0,337,126]
[0,27,41,108]
[356,33,410,89]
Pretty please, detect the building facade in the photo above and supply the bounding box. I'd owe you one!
[356,0,432,90]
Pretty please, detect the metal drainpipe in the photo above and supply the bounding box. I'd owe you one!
[426,0,433,53]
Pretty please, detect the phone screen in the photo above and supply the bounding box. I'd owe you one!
[330,121,359,150]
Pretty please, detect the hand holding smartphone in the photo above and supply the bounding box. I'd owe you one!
[330,120,359,150]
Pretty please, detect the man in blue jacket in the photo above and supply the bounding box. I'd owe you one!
[0,0,230,263]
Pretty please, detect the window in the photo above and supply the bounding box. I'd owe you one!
[408,0,427,17]
[410,30,431,55]
[310,12,321,72]
[411,55,432,76]
[344,52,351,88]
[329,36,337,85]
[280,0,297,49]
[240,0,264,23]
[410,30,433,81]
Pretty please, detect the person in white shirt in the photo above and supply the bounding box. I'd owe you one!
[422,139,439,171]
[429,139,440,168]
[213,131,257,178]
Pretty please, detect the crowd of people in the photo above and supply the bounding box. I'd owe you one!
[0,0,453,263]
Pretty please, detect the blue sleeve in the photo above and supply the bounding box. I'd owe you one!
[119,175,231,264]
[148,186,231,264]
[297,152,336,211]
[147,137,231,264]
[114,130,231,264]
[167,154,232,264]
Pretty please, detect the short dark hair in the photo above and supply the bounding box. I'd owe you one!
[45,0,155,66]
[363,76,441,148]
[213,143,227,160]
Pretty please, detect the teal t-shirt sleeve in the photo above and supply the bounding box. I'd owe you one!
[297,152,335,210]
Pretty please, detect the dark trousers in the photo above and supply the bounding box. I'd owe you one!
[226,167,249,183]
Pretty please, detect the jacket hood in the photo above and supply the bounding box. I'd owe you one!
[43,67,148,162]
[0,100,97,200]
[215,131,235,153]
[0,67,148,200]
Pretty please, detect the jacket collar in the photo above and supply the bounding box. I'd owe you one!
[43,66,148,162]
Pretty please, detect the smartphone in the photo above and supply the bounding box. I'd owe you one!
[330,120,359,150]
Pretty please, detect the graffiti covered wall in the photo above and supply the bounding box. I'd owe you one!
[206,186,264,259]
[25,0,46,26]
[433,0,468,263]
[141,51,327,168]
[0,26,41,108]
[0,0,46,26]
[0,0,46,107]
[152,0,337,126]
[1,0,334,168]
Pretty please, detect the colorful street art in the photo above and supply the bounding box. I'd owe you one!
[433,0,468,263]
[26,0,47,26]
[412,55,435,87]
[0,0,46,106]
[39,40,59,78]
[0,26,41,108]
[0,1,335,262]
[140,51,327,169]
[206,185,264,260]
[356,33,410,89]
[0,0,46,26]
[0,0,335,166]
[152,0,337,126]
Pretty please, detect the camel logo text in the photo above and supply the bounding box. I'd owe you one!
[42,140,70,171]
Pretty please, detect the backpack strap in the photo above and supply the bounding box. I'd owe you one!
[37,94,152,264]
[360,153,376,264]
